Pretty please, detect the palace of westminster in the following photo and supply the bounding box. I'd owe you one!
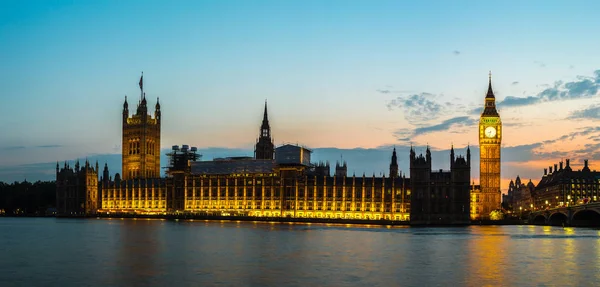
[57,73,596,223]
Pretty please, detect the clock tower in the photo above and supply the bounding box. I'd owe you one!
[478,72,502,219]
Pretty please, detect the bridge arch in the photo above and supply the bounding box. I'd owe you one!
[548,212,568,226]
[572,209,600,227]
[532,214,547,225]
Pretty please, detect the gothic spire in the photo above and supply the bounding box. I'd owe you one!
[255,100,274,160]
[389,146,399,178]
[486,71,495,99]
[482,71,499,116]
[261,100,270,130]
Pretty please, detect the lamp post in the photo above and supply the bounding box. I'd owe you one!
[519,206,522,219]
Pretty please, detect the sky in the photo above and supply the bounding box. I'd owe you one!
[1,0,600,192]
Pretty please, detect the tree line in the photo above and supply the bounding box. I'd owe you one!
[0,181,55,215]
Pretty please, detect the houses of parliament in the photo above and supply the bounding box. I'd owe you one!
[56,74,503,223]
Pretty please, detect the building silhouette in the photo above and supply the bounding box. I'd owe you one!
[505,175,534,214]
[55,160,99,215]
[475,73,502,220]
[254,100,275,160]
[410,146,471,224]
[389,147,399,178]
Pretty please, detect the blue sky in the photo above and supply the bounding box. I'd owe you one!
[1,0,600,189]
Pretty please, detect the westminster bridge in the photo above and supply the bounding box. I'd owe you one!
[529,202,600,226]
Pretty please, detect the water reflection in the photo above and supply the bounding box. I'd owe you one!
[0,218,599,287]
[112,219,164,287]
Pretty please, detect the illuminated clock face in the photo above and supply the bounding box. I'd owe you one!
[485,126,497,138]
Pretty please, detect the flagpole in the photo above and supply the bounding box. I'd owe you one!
[140,71,144,100]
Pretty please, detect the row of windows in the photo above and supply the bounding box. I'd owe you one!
[184,179,405,187]
[127,139,158,155]
[127,168,157,178]
[183,205,404,212]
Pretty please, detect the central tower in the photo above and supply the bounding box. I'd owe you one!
[122,73,161,179]
[478,72,502,218]
[255,100,275,160]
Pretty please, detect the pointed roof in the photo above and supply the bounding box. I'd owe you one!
[261,100,270,130]
[486,71,495,99]
[482,72,499,116]
[391,147,398,165]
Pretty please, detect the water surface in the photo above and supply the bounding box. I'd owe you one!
[0,218,598,287]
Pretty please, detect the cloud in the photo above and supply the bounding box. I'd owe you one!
[376,89,415,95]
[453,50,461,55]
[392,116,478,142]
[568,105,600,120]
[386,93,446,125]
[392,128,413,143]
[1,144,62,150]
[497,70,600,108]
[2,146,25,150]
[413,116,476,135]
[512,81,519,85]
[36,145,62,148]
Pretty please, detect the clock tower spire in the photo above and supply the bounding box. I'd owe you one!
[477,72,502,220]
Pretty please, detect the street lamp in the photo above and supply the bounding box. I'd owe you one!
[519,206,522,218]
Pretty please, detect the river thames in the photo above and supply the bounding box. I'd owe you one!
[0,218,599,287]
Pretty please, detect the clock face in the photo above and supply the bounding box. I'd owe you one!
[485,126,497,138]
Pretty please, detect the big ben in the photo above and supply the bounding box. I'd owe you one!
[478,72,501,219]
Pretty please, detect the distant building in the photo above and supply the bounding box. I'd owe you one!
[55,160,99,215]
[507,176,534,214]
[533,159,600,209]
[409,146,471,225]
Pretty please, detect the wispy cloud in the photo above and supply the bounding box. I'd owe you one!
[2,146,26,150]
[36,144,62,148]
[567,105,600,120]
[498,70,600,108]
[376,89,415,95]
[386,93,445,125]
[393,116,477,142]
[413,116,476,135]
[2,144,62,151]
